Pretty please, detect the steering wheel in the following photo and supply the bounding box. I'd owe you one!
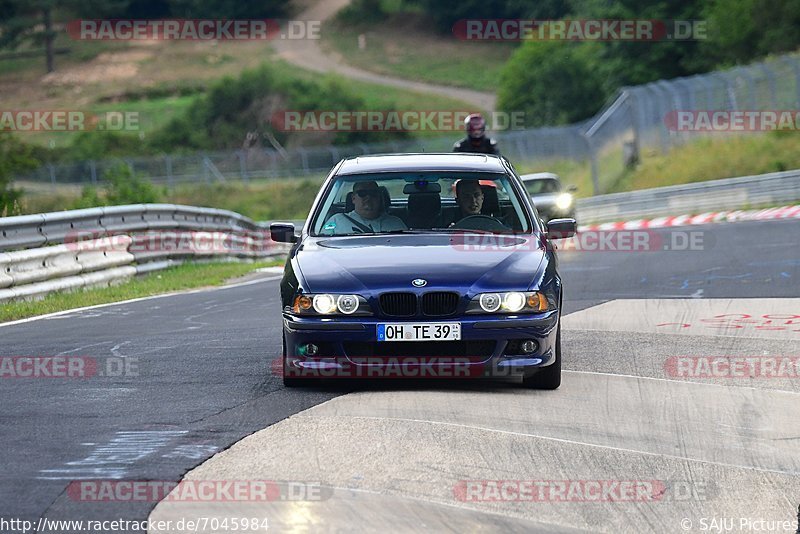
[450,214,509,232]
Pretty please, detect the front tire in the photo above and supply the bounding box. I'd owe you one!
[522,321,561,390]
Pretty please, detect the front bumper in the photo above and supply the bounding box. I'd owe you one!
[282,310,559,380]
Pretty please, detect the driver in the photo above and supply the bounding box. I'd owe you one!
[322,181,407,235]
[448,179,484,226]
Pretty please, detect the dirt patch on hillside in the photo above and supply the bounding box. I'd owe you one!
[42,49,154,86]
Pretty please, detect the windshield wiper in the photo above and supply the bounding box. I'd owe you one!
[436,227,496,234]
[382,229,441,234]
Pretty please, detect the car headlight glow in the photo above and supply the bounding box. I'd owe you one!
[503,292,526,312]
[291,294,371,316]
[555,193,573,210]
[313,294,337,314]
[467,291,552,314]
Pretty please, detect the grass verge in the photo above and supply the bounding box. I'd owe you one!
[18,175,327,220]
[612,132,800,192]
[0,260,283,324]
[518,131,800,196]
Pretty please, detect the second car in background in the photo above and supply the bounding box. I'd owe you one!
[520,172,577,223]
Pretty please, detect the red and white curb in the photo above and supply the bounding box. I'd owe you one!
[577,204,800,233]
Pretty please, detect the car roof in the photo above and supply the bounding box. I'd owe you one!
[336,153,508,175]
[520,172,560,181]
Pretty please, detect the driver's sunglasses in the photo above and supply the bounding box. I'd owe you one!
[354,189,380,198]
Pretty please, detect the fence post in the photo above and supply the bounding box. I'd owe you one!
[732,66,757,109]
[166,155,173,189]
[297,148,309,175]
[779,56,800,108]
[89,160,97,185]
[759,64,778,108]
[48,164,56,186]
[582,132,600,196]
[327,146,340,167]
[237,150,249,183]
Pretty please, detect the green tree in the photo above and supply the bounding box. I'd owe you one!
[168,0,289,18]
[701,0,800,66]
[413,0,572,32]
[0,0,58,72]
[497,41,607,127]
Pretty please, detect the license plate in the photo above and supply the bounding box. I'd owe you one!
[377,323,461,342]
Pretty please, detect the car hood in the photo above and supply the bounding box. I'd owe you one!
[295,234,546,294]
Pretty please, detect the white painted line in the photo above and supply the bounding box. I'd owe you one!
[308,414,799,477]
[562,369,800,395]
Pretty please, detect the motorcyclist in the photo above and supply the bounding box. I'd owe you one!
[453,113,499,155]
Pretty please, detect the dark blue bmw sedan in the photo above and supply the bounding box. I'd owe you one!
[270,153,576,389]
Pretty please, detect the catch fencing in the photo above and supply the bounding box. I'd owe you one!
[13,54,800,195]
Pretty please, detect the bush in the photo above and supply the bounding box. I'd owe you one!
[71,163,164,209]
[0,133,39,215]
[69,131,150,161]
[148,62,410,152]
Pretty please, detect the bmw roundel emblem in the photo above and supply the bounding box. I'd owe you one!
[412,278,427,287]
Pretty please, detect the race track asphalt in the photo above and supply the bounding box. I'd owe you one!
[1,219,798,532]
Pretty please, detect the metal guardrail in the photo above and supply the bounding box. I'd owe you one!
[0,204,262,252]
[575,169,800,223]
[0,204,291,302]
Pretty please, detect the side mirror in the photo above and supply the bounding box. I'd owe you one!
[546,218,577,239]
[567,185,578,192]
[270,222,297,243]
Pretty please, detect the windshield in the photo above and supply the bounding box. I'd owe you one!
[524,178,561,194]
[309,171,532,236]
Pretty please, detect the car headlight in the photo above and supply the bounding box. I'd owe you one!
[555,193,573,211]
[291,294,372,316]
[467,291,552,314]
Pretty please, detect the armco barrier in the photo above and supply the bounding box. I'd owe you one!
[0,266,138,302]
[0,204,268,252]
[575,169,800,223]
[0,204,292,302]
[0,213,46,250]
[1,236,133,287]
